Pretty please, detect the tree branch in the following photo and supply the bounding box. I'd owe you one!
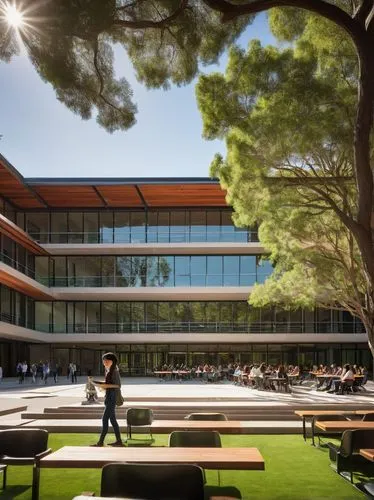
[204,0,361,42]
[114,0,188,28]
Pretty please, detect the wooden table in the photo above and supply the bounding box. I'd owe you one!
[40,446,265,471]
[315,421,374,432]
[360,449,374,461]
[294,410,356,441]
[149,420,249,434]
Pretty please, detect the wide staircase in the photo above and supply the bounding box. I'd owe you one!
[16,396,374,434]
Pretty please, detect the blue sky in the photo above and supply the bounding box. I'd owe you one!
[0,13,275,178]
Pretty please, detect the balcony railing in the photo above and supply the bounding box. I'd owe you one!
[36,274,259,287]
[29,230,258,244]
[0,311,34,329]
[0,252,35,278]
[33,321,367,334]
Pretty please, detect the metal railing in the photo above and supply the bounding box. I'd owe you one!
[29,230,258,244]
[0,252,35,278]
[0,311,34,329]
[33,321,366,334]
[36,274,259,287]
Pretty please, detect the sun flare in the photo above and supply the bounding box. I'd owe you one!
[5,4,24,27]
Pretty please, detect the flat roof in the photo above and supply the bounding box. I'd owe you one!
[0,154,227,209]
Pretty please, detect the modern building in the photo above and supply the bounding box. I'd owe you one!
[0,153,370,376]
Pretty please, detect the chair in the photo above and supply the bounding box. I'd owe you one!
[362,413,374,422]
[126,408,154,445]
[185,412,228,421]
[340,379,354,395]
[100,463,205,500]
[328,429,374,483]
[0,429,51,500]
[311,414,350,446]
[169,431,222,484]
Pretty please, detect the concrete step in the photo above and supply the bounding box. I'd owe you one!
[19,418,304,434]
[21,411,300,421]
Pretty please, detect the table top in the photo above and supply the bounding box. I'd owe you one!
[294,410,356,417]
[315,421,374,431]
[40,446,265,471]
[360,449,374,462]
[295,410,374,417]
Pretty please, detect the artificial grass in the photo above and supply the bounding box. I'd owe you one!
[0,433,366,500]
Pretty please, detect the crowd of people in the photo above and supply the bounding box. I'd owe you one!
[15,361,80,384]
[155,362,369,393]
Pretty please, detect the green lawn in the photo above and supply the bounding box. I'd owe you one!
[0,433,366,500]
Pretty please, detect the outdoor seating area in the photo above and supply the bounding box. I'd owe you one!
[0,429,371,500]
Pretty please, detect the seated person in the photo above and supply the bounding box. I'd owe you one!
[85,376,98,402]
[328,364,354,393]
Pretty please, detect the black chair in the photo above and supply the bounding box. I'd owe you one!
[169,431,222,484]
[185,412,228,421]
[311,414,350,446]
[126,408,154,445]
[328,429,374,483]
[0,429,51,500]
[362,413,374,422]
[340,379,355,395]
[100,463,205,500]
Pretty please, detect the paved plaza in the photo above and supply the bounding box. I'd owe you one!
[0,376,373,420]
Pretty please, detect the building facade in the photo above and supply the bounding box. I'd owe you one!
[0,153,371,376]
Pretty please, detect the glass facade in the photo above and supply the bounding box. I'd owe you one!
[35,254,272,287]
[0,284,34,329]
[15,209,257,244]
[0,234,35,278]
[33,301,364,334]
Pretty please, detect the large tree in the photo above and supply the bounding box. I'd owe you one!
[196,5,374,353]
[1,1,374,348]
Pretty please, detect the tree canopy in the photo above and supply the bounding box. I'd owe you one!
[0,1,253,131]
[197,5,374,351]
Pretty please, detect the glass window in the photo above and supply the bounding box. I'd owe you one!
[131,212,146,243]
[35,302,52,332]
[53,257,66,286]
[190,302,206,323]
[170,211,187,243]
[117,303,130,332]
[114,212,130,243]
[68,212,83,243]
[53,302,66,333]
[220,302,233,326]
[102,302,117,332]
[131,302,145,330]
[26,213,49,243]
[51,213,68,243]
[102,256,115,287]
[99,212,114,243]
[146,256,158,286]
[175,256,190,286]
[84,212,98,243]
[116,256,132,286]
[1,235,15,266]
[131,256,147,287]
[191,256,206,286]
[147,212,158,243]
[223,256,239,286]
[206,302,219,325]
[190,211,206,242]
[86,302,100,332]
[207,256,222,286]
[74,302,86,333]
[35,256,50,286]
[159,256,174,287]
[240,256,256,285]
[206,211,220,242]
[157,212,170,243]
